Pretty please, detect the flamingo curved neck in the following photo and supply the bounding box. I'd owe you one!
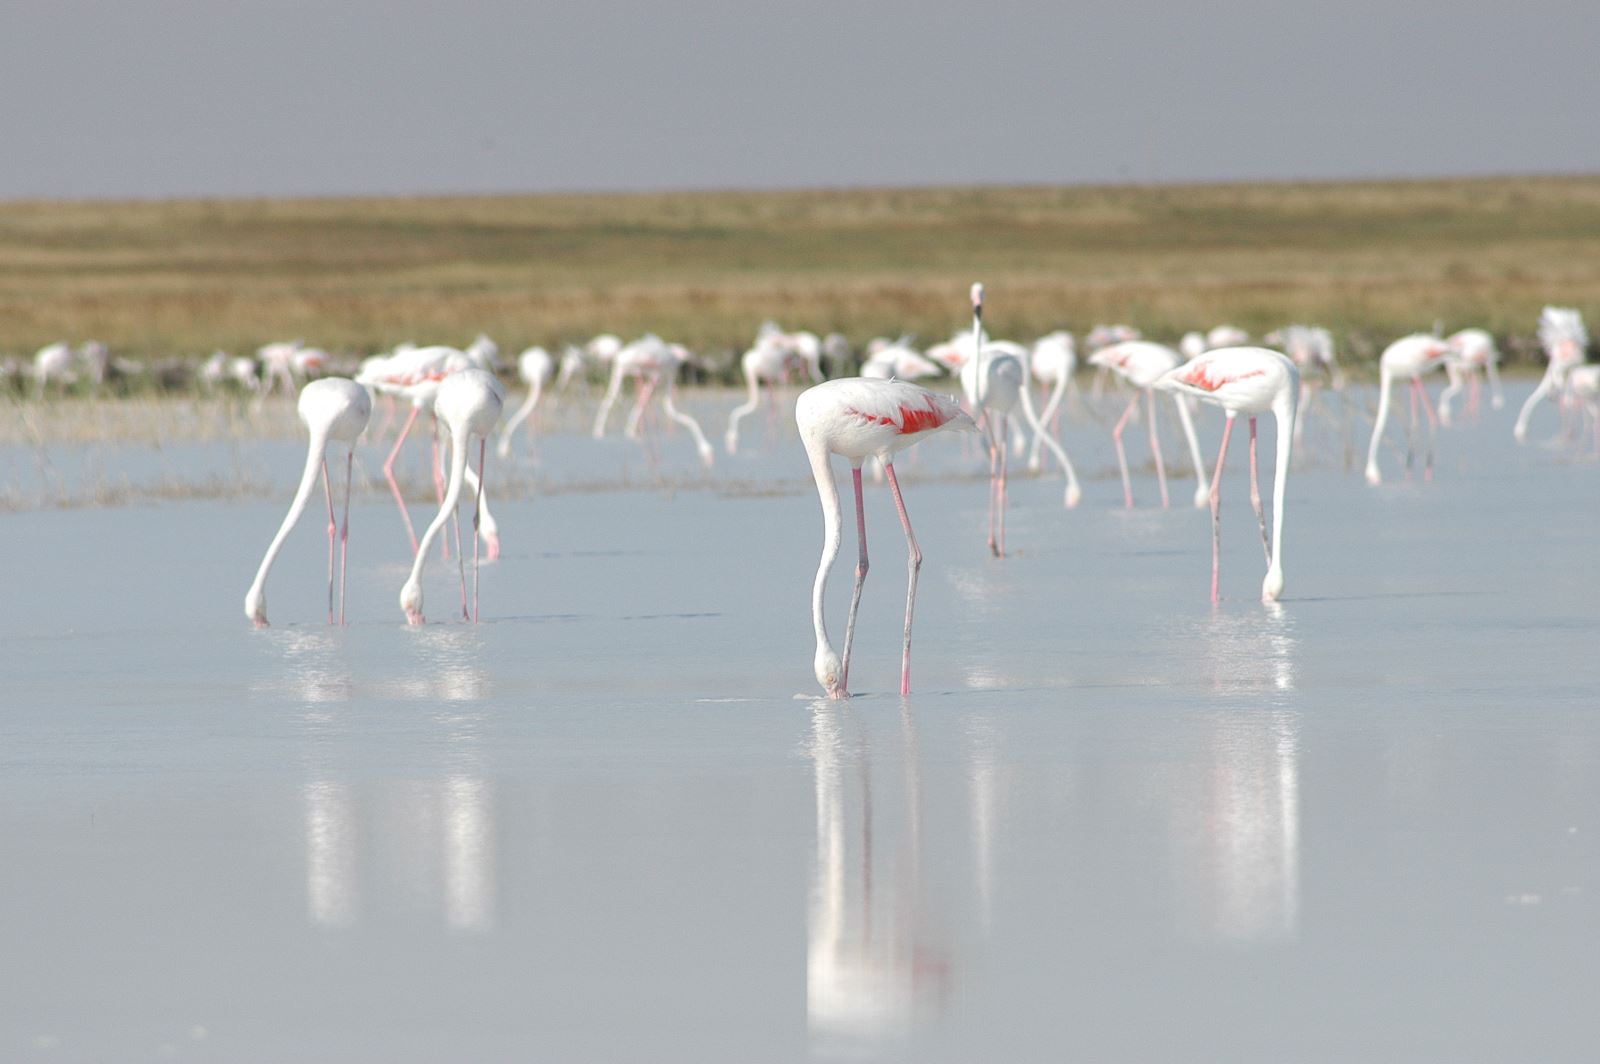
[804,434,845,695]
[1266,392,1295,600]
[404,422,472,599]
[246,429,329,620]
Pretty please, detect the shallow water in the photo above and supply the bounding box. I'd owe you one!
[3,382,1599,1062]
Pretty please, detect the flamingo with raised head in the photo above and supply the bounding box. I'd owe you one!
[400,369,505,625]
[1514,307,1589,443]
[1086,341,1210,508]
[1153,348,1299,604]
[497,345,555,458]
[244,378,373,627]
[1363,334,1451,485]
[797,374,975,700]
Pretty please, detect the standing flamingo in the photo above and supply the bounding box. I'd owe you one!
[244,378,373,627]
[400,370,505,625]
[591,335,714,467]
[797,376,975,699]
[1363,334,1451,485]
[860,342,942,381]
[1086,341,1210,508]
[497,345,555,458]
[1153,348,1299,604]
[1027,331,1077,472]
[1514,307,1589,443]
[725,337,814,454]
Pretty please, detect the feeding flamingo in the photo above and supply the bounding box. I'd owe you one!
[400,369,505,625]
[1438,328,1504,425]
[960,287,1081,557]
[591,335,715,467]
[1086,341,1210,508]
[797,374,975,700]
[725,336,817,454]
[1153,348,1298,604]
[1363,334,1451,485]
[1027,331,1077,472]
[1514,307,1589,444]
[244,378,373,627]
[497,345,555,458]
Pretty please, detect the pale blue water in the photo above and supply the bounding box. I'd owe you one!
[2,382,1597,1062]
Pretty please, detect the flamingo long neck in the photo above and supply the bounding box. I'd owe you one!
[661,378,714,456]
[500,379,542,444]
[1269,390,1295,580]
[971,307,986,406]
[1366,368,1392,473]
[407,422,472,586]
[1171,391,1208,497]
[247,429,328,607]
[804,434,843,668]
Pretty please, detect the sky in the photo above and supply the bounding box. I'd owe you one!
[3,0,1599,200]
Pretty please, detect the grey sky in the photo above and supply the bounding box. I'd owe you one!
[3,0,1598,200]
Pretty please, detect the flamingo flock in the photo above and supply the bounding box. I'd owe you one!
[211,294,1595,698]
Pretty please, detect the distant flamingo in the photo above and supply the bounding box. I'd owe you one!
[860,342,942,381]
[797,375,975,699]
[1438,328,1504,425]
[725,337,815,454]
[1514,307,1589,444]
[961,287,1081,557]
[1567,365,1600,456]
[497,345,555,458]
[591,335,714,467]
[1364,334,1451,485]
[244,378,373,627]
[1086,341,1210,508]
[1154,348,1299,604]
[400,370,505,625]
[1027,331,1077,472]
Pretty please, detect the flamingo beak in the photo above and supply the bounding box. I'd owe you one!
[483,533,501,561]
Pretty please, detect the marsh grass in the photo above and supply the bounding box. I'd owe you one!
[4,177,1600,363]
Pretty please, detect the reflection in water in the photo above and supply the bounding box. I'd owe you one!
[296,630,496,934]
[1200,603,1297,695]
[256,628,354,704]
[808,705,948,1052]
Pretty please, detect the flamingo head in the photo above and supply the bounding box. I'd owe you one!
[244,587,268,628]
[1262,564,1285,604]
[477,509,501,561]
[815,647,847,700]
[970,282,984,311]
[400,580,425,626]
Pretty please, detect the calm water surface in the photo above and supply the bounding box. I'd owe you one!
[2,384,1598,1061]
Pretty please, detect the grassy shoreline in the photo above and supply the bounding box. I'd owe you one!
[4,176,1600,364]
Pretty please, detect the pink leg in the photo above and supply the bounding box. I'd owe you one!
[1111,394,1140,508]
[1146,389,1169,508]
[1406,379,1419,474]
[454,494,469,622]
[1468,373,1481,419]
[322,457,336,625]
[986,420,1000,555]
[1209,417,1235,605]
[339,448,353,625]
[1415,380,1438,481]
[1248,417,1270,562]
[884,463,922,698]
[383,405,422,554]
[840,465,870,693]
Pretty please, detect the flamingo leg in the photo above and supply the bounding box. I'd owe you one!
[1146,389,1169,508]
[1111,393,1140,508]
[1209,417,1235,605]
[322,457,336,625]
[986,419,1000,556]
[1415,379,1438,481]
[383,404,422,554]
[339,448,353,625]
[840,465,869,692]
[472,439,486,622]
[1249,416,1270,563]
[884,462,922,698]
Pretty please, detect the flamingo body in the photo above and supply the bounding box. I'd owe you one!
[1364,334,1450,484]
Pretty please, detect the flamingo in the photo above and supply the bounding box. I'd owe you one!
[591,335,714,467]
[399,369,505,625]
[31,342,77,395]
[244,378,373,627]
[358,344,501,558]
[725,337,812,454]
[497,345,555,458]
[1363,333,1451,485]
[1438,328,1504,425]
[1567,364,1600,456]
[1267,324,1344,446]
[1153,348,1299,604]
[1206,324,1251,349]
[1086,341,1211,508]
[797,375,975,699]
[860,342,942,381]
[1514,307,1589,444]
[1027,331,1077,472]
[960,288,1081,557]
